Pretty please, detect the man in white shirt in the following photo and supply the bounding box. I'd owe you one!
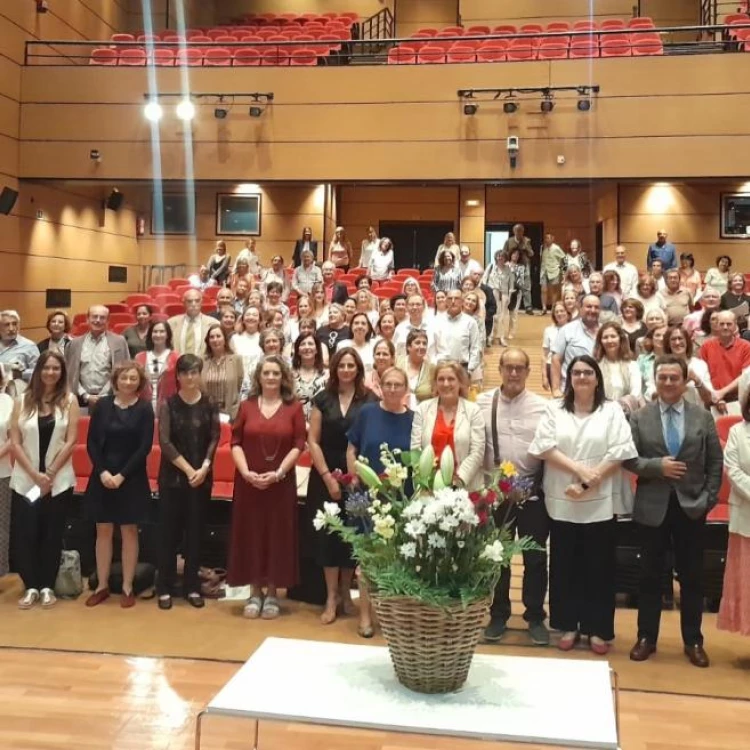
[0,310,39,382]
[188,266,217,291]
[604,245,639,300]
[393,294,435,358]
[433,290,481,374]
[550,294,601,396]
[457,246,482,280]
[476,347,550,645]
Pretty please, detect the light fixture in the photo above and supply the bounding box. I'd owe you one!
[143,101,163,122]
[214,107,228,119]
[577,98,592,112]
[463,103,478,115]
[540,96,555,113]
[503,99,518,114]
[248,105,264,118]
[176,98,195,121]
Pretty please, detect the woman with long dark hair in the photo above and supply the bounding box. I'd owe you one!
[228,355,306,619]
[292,333,328,425]
[308,349,376,625]
[135,320,179,412]
[10,351,79,608]
[529,355,636,655]
[201,324,244,421]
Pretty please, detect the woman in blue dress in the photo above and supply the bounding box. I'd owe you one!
[346,365,413,637]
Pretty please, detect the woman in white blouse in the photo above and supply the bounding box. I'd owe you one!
[0,366,13,579]
[10,351,80,609]
[411,362,485,490]
[367,238,395,282]
[718,398,750,637]
[529,355,637,655]
[336,312,375,373]
[433,232,458,267]
[542,302,571,392]
[635,276,666,316]
[134,321,180,411]
[593,322,643,415]
[359,226,379,269]
[661,325,715,407]
[703,255,731,298]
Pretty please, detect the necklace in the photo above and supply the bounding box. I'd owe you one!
[258,397,283,462]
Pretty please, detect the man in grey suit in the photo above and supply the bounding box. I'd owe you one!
[65,305,129,410]
[623,355,723,668]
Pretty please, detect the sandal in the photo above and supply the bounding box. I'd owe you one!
[321,601,338,625]
[261,596,281,619]
[243,595,263,619]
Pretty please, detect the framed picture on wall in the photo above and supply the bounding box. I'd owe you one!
[151,192,196,235]
[216,193,262,236]
[721,193,750,238]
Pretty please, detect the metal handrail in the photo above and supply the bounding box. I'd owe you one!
[701,0,718,27]
[23,21,750,65]
[360,6,394,40]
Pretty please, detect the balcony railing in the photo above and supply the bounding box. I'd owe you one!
[23,22,750,67]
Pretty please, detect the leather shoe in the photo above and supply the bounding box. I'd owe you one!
[85,588,110,607]
[684,644,710,668]
[120,592,136,609]
[629,638,656,662]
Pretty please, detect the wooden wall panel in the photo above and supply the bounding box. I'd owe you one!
[216,0,389,24]
[618,183,750,273]
[459,0,633,27]
[338,186,459,258]
[18,55,750,181]
[135,183,326,269]
[458,185,485,263]
[596,183,619,265]
[396,0,458,37]
[486,185,598,256]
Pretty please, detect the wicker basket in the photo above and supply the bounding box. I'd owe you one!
[372,594,490,694]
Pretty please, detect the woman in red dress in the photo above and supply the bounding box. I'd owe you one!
[228,354,306,620]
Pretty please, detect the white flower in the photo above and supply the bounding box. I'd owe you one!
[403,500,424,518]
[392,448,402,455]
[379,502,392,514]
[438,515,460,532]
[385,464,408,486]
[481,540,505,563]
[323,502,341,517]
[457,541,465,548]
[404,519,426,538]
[427,532,446,549]
[452,563,458,572]
[374,515,396,540]
[399,542,417,559]
[313,510,327,531]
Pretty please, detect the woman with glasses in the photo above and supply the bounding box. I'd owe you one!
[662,325,715,407]
[347,366,413,637]
[529,355,636,656]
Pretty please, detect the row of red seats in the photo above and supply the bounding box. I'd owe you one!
[389,34,663,63]
[111,26,352,43]
[235,12,358,25]
[90,47,325,67]
[412,17,655,38]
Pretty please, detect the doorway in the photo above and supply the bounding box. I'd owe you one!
[485,222,544,309]
[378,221,455,271]
[595,221,604,270]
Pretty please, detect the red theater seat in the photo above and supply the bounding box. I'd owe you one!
[631,34,663,55]
[492,25,517,35]
[716,415,743,445]
[465,25,490,36]
[212,448,236,500]
[629,17,655,29]
[204,48,232,66]
[546,22,571,32]
[90,48,118,65]
[507,40,536,61]
[176,48,203,66]
[538,40,568,59]
[601,38,631,56]
[150,48,175,66]
[417,45,446,63]
[261,48,290,66]
[570,39,599,58]
[233,48,261,66]
[601,19,627,30]
[477,43,507,62]
[290,48,318,66]
[111,33,135,43]
[73,445,93,494]
[119,48,146,66]
[447,47,477,63]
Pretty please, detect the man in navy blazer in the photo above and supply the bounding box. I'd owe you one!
[623,355,723,668]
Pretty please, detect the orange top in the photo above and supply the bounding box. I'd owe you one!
[431,407,456,464]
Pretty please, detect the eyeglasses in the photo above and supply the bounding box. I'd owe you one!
[501,365,527,373]
[382,382,406,390]
[570,369,595,378]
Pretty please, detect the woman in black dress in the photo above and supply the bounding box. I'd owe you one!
[85,361,154,608]
[307,348,375,626]
[157,354,220,610]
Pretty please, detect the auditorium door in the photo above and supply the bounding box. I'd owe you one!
[485,222,544,309]
[378,221,455,271]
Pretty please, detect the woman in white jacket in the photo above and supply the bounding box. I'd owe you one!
[718,402,750,637]
[410,361,485,490]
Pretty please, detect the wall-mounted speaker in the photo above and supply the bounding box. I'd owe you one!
[105,189,124,211]
[0,187,19,215]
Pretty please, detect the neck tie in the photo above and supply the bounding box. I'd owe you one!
[185,318,196,354]
[665,406,681,457]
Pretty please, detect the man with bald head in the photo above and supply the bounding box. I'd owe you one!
[550,294,601,397]
[65,305,129,410]
[647,229,676,271]
[603,245,639,300]
[699,309,750,414]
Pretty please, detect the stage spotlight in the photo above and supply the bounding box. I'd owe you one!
[214,107,228,119]
[503,100,518,114]
[577,98,592,112]
[143,101,163,122]
[248,105,264,118]
[540,97,555,113]
[463,103,478,115]
[176,98,195,121]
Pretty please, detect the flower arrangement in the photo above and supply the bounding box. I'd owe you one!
[314,444,540,609]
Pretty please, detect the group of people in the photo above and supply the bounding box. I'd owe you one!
[0,226,748,670]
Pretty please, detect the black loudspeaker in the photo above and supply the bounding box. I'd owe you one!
[105,189,124,211]
[0,187,18,215]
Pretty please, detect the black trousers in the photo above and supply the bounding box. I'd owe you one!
[549,517,617,640]
[11,489,71,591]
[157,486,207,596]
[490,497,550,623]
[636,493,705,646]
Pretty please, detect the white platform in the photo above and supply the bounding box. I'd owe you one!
[197,636,619,749]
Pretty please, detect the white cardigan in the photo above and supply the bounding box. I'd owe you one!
[410,397,486,490]
[722,422,750,537]
[10,394,76,497]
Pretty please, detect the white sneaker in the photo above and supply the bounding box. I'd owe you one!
[40,588,57,608]
[18,589,39,609]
